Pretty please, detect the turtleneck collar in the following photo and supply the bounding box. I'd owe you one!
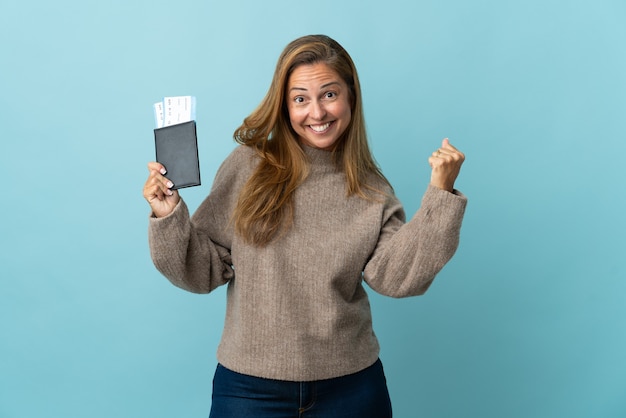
[300,143,341,171]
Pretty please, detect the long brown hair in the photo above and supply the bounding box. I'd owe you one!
[233,34,389,246]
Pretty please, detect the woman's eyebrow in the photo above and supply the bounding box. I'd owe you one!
[289,81,341,92]
[320,81,341,89]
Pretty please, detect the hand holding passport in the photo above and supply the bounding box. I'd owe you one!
[153,96,201,190]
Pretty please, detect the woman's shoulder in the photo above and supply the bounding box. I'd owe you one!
[211,144,258,185]
[224,143,257,163]
[218,144,259,170]
[364,170,395,197]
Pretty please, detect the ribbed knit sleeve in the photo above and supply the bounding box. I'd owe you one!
[363,185,467,297]
[148,146,254,293]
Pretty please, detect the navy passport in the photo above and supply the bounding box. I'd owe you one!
[154,121,201,189]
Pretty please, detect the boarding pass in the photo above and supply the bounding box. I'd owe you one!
[154,96,197,128]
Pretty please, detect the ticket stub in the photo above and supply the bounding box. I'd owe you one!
[154,96,196,128]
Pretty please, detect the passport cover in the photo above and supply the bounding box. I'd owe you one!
[154,121,201,189]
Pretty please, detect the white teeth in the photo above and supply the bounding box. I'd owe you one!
[310,122,331,132]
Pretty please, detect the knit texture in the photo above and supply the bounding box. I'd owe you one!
[149,144,467,381]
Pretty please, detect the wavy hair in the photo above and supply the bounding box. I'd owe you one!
[233,34,389,245]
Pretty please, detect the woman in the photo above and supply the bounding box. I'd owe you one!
[144,34,466,417]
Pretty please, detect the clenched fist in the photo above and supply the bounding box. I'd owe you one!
[428,138,465,193]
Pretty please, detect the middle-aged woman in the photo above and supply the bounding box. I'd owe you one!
[144,34,467,417]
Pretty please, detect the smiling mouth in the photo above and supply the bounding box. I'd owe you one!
[309,122,332,133]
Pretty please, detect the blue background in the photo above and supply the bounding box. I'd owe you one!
[1,0,625,417]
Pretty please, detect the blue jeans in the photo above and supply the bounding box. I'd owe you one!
[209,358,393,417]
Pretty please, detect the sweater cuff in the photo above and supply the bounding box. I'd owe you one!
[420,184,467,218]
[148,199,189,230]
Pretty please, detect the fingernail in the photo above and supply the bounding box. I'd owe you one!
[160,168,167,175]
[166,189,173,196]
[166,181,174,188]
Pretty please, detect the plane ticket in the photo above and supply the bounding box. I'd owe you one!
[154,96,196,128]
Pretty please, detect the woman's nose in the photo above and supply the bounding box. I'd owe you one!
[310,101,326,120]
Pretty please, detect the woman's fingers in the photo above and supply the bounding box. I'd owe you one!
[432,138,462,158]
[147,161,168,176]
[144,163,173,197]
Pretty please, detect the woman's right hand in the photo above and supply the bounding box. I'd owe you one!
[143,162,180,218]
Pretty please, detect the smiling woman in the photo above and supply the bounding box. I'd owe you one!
[143,34,467,418]
[286,63,352,150]
[229,35,401,246]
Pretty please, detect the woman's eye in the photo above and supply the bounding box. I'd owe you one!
[294,96,304,103]
[325,92,336,99]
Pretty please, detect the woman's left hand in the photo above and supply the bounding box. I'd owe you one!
[428,138,465,192]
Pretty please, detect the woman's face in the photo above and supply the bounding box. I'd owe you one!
[286,62,352,150]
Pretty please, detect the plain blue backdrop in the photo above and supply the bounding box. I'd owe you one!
[1,0,625,417]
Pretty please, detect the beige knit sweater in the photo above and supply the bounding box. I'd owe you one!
[149,144,467,381]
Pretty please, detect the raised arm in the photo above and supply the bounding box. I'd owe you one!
[364,139,467,297]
